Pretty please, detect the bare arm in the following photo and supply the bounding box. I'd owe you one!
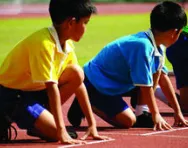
[45,82,85,144]
[140,86,159,114]
[46,82,65,131]
[153,70,162,91]
[158,72,181,113]
[140,86,172,130]
[75,83,96,126]
[158,73,188,126]
[75,83,109,140]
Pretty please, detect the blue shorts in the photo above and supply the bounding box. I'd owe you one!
[166,32,188,89]
[84,76,139,118]
[0,85,48,130]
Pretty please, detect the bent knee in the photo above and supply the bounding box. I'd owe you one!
[59,64,84,85]
[115,109,136,128]
[69,64,84,82]
[122,115,136,128]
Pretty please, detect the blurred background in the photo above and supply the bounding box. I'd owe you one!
[0,0,187,69]
[0,0,186,16]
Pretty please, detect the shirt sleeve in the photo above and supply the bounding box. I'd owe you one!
[129,41,153,86]
[29,39,58,83]
[162,65,168,74]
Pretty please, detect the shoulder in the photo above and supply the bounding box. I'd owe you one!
[13,28,55,52]
[21,28,56,55]
[34,28,55,48]
[29,28,51,40]
[21,28,54,48]
[128,32,153,54]
[121,32,152,46]
[108,32,150,46]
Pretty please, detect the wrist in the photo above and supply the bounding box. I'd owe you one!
[174,109,182,115]
[151,111,160,116]
[57,126,66,132]
[88,119,96,127]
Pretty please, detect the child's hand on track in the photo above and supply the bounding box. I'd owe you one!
[58,129,87,145]
[153,113,172,130]
[173,112,188,127]
[80,126,111,140]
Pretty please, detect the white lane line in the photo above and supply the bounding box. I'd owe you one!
[149,135,188,139]
[140,127,188,136]
[99,132,139,136]
[58,139,115,148]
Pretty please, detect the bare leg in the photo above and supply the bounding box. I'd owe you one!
[92,106,136,128]
[34,110,58,141]
[155,86,169,104]
[154,86,188,113]
[74,83,96,126]
[58,64,84,104]
[32,64,84,141]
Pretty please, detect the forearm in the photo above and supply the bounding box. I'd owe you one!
[140,86,159,115]
[159,73,181,113]
[75,83,96,127]
[153,70,161,91]
[47,83,66,131]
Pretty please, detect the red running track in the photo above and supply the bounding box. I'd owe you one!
[0,3,188,148]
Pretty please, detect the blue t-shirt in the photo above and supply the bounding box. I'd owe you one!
[84,30,167,96]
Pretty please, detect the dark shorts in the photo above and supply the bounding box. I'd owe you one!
[0,85,48,130]
[166,32,188,89]
[84,76,139,118]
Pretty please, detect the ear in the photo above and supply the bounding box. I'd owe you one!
[67,17,76,28]
[171,28,182,38]
[171,29,176,38]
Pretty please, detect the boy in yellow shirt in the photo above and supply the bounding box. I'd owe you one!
[0,0,109,144]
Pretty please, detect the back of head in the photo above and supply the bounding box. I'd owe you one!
[150,1,187,32]
[49,0,97,25]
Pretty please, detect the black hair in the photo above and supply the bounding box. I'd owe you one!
[150,1,187,32]
[49,0,97,25]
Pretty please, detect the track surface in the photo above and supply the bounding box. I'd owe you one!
[0,3,188,148]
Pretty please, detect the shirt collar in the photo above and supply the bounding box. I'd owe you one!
[145,29,162,57]
[48,26,72,53]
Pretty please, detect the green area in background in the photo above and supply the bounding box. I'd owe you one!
[0,13,173,70]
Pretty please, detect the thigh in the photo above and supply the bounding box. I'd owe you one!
[84,78,136,128]
[58,64,84,86]
[122,87,140,97]
[91,94,129,118]
[12,90,49,130]
[33,109,57,141]
[85,78,129,118]
[113,108,136,128]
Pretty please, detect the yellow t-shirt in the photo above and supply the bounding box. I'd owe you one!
[0,26,78,91]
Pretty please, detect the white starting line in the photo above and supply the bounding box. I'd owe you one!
[140,127,188,136]
[58,139,115,148]
[17,127,188,147]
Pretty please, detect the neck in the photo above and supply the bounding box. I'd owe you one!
[54,24,68,46]
[151,30,166,47]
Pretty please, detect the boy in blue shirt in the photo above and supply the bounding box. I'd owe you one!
[68,1,188,130]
